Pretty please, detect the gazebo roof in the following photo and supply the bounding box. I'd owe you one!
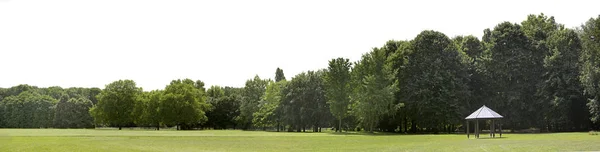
[465,105,503,119]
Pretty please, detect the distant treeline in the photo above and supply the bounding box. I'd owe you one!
[1,13,600,132]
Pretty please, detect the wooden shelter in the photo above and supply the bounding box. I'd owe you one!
[465,105,503,139]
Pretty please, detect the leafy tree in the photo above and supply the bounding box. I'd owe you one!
[324,58,352,132]
[275,68,286,82]
[90,80,141,130]
[397,30,469,133]
[521,13,562,43]
[133,90,162,130]
[253,81,286,131]
[538,29,587,131]
[239,75,269,129]
[580,15,600,127]
[54,94,94,128]
[1,91,56,128]
[351,48,397,133]
[160,79,209,130]
[483,22,544,129]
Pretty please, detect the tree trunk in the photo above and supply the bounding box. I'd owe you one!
[404,117,408,133]
[119,126,122,130]
[411,120,417,133]
[338,118,342,132]
[157,123,160,130]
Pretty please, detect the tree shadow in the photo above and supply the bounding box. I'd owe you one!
[473,137,508,139]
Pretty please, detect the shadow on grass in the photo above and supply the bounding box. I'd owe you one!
[473,137,508,139]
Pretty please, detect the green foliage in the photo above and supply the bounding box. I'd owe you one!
[239,75,269,129]
[580,15,600,124]
[53,96,94,128]
[0,91,56,128]
[482,22,544,129]
[275,68,286,82]
[324,57,352,132]
[280,71,331,132]
[133,90,162,129]
[253,81,286,129]
[521,13,563,42]
[396,30,469,132]
[160,79,209,130]
[205,85,241,129]
[90,80,141,129]
[538,29,587,131]
[351,48,397,132]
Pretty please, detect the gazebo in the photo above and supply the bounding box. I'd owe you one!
[465,105,503,139]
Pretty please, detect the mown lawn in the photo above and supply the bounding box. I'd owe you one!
[0,129,599,151]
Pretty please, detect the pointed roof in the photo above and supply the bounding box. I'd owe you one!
[465,105,503,119]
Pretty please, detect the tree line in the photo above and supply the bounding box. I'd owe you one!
[1,13,600,133]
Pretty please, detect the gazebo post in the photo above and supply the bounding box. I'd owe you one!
[499,123,502,138]
[476,119,479,138]
[489,120,493,137]
[467,120,469,139]
[492,120,495,138]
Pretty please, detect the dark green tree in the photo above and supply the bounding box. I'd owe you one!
[324,57,352,132]
[580,15,600,127]
[90,80,141,130]
[275,68,286,82]
[160,79,209,130]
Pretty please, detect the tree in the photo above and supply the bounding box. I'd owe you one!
[0,91,56,128]
[324,58,352,132]
[90,80,141,130]
[253,80,286,131]
[160,79,209,130]
[133,90,162,130]
[54,95,94,128]
[580,15,600,127]
[521,13,562,42]
[239,75,269,129]
[280,71,330,132]
[397,30,469,133]
[538,29,587,131]
[483,22,544,129]
[275,68,286,82]
[351,48,397,133]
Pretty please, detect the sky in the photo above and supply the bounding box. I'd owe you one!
[1,0,599,91]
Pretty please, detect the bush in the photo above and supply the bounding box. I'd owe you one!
[589,131,598,135]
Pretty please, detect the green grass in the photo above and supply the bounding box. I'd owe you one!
[1,129,599,151]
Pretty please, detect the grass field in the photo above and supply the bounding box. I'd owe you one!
[1,129,599,152]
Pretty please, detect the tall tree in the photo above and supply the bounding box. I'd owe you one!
[54,95,94,128]
[253,80,286,131]
[160,79,209,130]
[133,90,162,130]
[351,48,397,133]
[239,75,269,129]
[90,80,141,130]
[324,58,352,132]
[0,91,56,128]
[397,30,469,133]
[580,15,600,128]
[483,22,544,129]
[275,68,286,82]
[538,29,587,131]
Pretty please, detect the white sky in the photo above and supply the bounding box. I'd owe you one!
[1,0,598,91]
